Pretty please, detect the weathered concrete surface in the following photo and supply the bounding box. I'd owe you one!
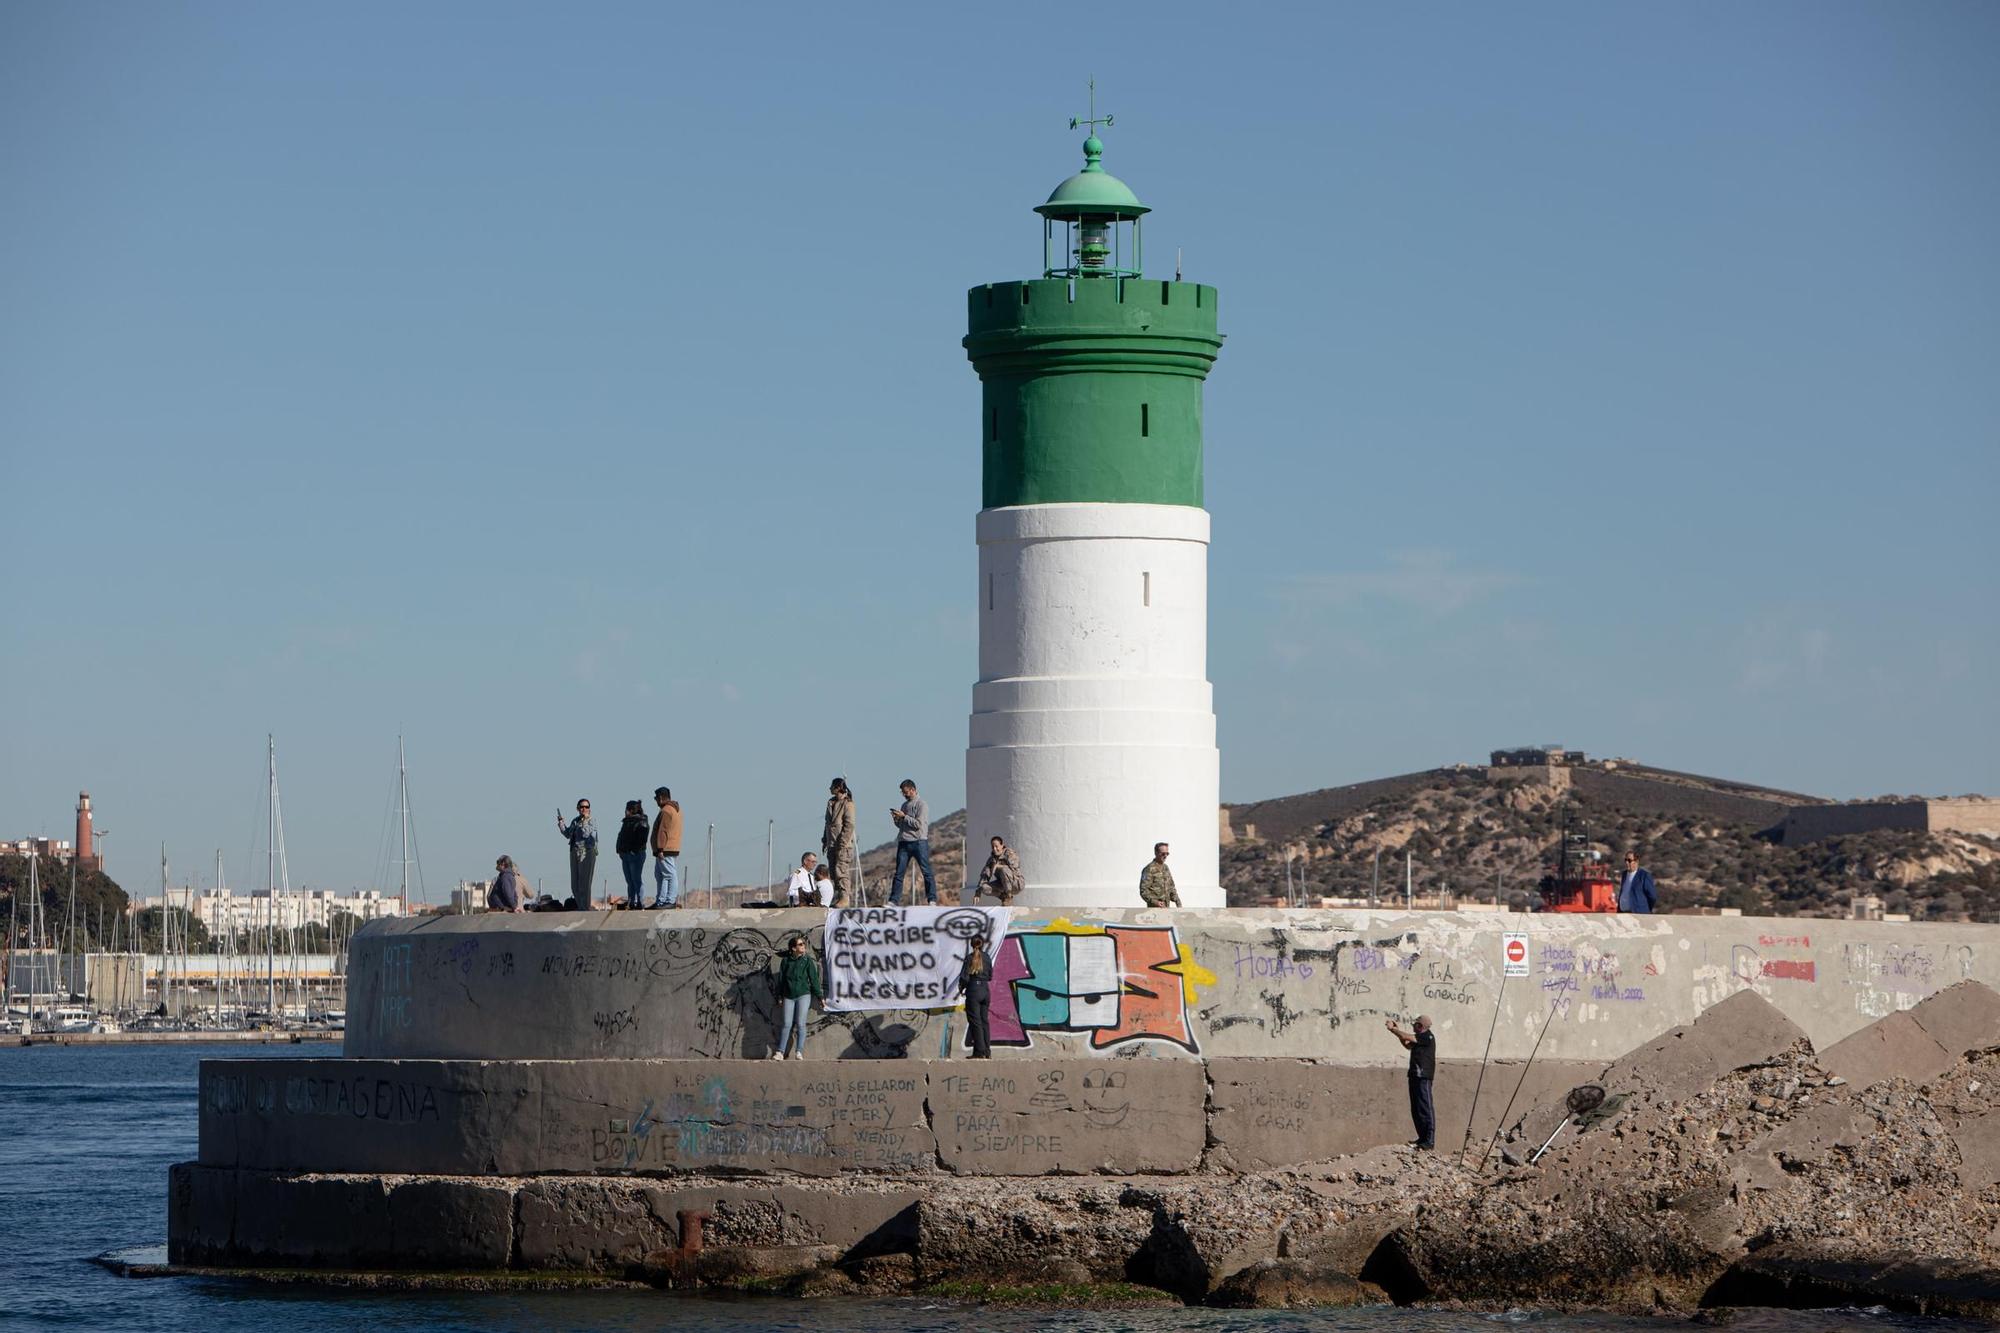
[344,907,2000,1068]
[198,1058,542,1175]
[1205,1058,1598,1170]
[929,1061,1206,1175]
[539,1061,932,1176]
[1820,980,2000,1087]
[203,1058,1207,1178]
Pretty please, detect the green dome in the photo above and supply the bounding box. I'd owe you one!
[1035,135,1149,220]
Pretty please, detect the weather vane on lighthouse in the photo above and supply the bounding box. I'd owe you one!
[1069,77,1113,135]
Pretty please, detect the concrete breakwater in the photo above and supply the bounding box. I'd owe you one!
[166,909,2000,1312]
[169,981,2000,1313]
[343,907,1999,1064]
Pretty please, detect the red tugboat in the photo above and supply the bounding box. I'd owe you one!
[1537,812,1619,912]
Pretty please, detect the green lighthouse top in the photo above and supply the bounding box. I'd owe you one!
[1037,83,1147,278]
[1036,136,1149,221]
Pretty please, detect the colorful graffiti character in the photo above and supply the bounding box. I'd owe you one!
[985,919,1214,1053]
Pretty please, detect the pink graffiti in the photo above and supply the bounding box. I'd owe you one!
[988,935,1030,1044]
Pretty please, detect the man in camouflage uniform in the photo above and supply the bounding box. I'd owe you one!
[1138,842,1180,907]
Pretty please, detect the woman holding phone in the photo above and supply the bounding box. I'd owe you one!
[557,798,598,907]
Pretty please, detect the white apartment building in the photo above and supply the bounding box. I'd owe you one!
[139,888,408,935]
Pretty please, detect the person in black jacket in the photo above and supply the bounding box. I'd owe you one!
[1386,1015,1437,1149]
[615,800,650,908]
[956,933,995,1059]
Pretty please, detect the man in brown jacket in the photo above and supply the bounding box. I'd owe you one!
[821,777,856,907]
[650,786,683,908]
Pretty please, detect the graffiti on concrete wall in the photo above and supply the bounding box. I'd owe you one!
[647,924,934,1059]
[987,918,1216,1053]
[1198,929,1431,1039]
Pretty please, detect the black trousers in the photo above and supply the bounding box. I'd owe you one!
[1408,1074,1435,1147]
[965,991,991,1059]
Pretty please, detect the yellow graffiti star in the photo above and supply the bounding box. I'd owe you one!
[1032,916,1104,938]
[1155,944,1217,1007]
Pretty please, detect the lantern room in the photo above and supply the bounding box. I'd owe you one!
[1037,134,1148,280]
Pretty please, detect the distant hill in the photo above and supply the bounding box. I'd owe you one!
[828,762,1998,922]
[1222,763,1998,921]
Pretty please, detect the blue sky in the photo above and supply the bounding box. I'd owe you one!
[3,1,1994,897]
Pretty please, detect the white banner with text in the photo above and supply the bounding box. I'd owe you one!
[822,905,1011,1011]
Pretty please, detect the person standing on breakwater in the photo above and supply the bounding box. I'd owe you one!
[822,777,856,907]
[1617,850,1657,914]
[557,799,598,906]
[889,779,936,905]
[651,787,682,909]
[1139,842,1180,907]
[977,835,1023,905]
[1386,1015,1436,1150]
[615,801,649,908]
[772,934,823,1059]
[956,931,995,1059]
[487,856,525,912]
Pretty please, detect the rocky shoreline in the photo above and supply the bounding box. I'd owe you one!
[168,982,2000,1316]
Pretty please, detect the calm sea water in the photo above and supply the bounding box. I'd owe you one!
[0,1043,1982,1333]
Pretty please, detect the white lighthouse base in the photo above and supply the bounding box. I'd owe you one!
[966,503,1221,910]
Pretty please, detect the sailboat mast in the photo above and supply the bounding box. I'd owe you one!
[24,856,36,1032]
[267,735,277,1020]
[5,877,16,1018]
[65,854,77,1001]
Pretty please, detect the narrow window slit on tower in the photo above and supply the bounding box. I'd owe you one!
[985,287,995,308]
[1067,281,1076,302]
[1141,403,1150,437]
[1161,281,1171,304]
[1021,284,1031,305]
[987,573,995,612]
[1143,572,1151,607]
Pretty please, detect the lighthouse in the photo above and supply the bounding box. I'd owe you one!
[963,118,1225,910]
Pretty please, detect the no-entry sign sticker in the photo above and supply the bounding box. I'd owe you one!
[1502,933,1529,977]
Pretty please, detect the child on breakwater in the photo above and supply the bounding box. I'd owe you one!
[773,934,823,1060]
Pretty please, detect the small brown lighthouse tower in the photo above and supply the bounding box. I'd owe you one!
[75,791,98,871]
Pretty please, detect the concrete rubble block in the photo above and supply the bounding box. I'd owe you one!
[386,1178,515,1268]
[637,1181,923,1255]
[929,1059,1205,1175]
[1208,1258,1383,1308]
[197,1057,541,1175]
[1819,1011,1955,1089]
[225,1172,394,1267]
[538,1060,934,1177]
[1599,990,1808,1107]
[1688,988,1813,1074]
[912,1181,1157,1283]
[1738,1097,1876,1179]
[516,1177,673,1271]
[1705,1243,2000,1321]
[1907,981,2000,1061]
[1947,1107,2000,1193]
